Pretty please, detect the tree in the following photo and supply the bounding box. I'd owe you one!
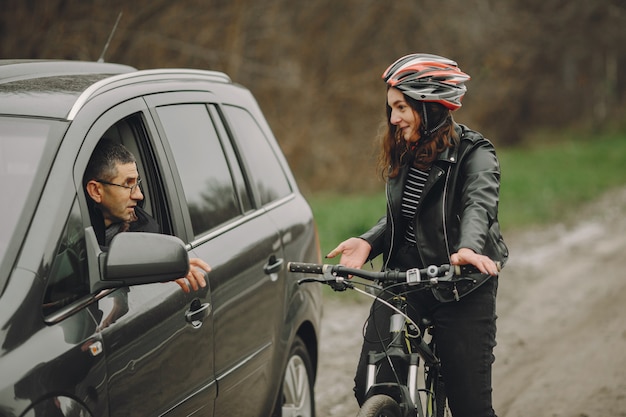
[1,0,624,192]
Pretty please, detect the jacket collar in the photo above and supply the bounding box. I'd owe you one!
[434,123,463,165]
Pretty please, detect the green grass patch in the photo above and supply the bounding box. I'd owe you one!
[308,192,386,259]
[498,131,626,229]
[307,131,626,259]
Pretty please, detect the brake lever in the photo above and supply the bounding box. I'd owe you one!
[297,278,325,285]
[297,274,354,292]
[328,279,353,292]
[323,267,354,291]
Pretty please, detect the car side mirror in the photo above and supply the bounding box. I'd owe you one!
[86,227,189,292]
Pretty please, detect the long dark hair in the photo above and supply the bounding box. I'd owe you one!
[377,91,458,179]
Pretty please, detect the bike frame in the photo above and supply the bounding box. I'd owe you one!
[362,286,443,417]
[287,262,469,417]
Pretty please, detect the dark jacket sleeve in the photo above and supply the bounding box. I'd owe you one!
[455,139,502,254]
[359,215,387,261]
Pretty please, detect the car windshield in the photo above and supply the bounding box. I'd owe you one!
[0,117,61,266]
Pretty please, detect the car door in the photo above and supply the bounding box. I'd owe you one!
[144,92,287,416]
[9,195,111,417]
[72,98,216,417]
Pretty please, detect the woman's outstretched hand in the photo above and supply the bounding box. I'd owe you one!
[326,237,372,269]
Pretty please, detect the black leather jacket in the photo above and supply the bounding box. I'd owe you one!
[360,124,508,290]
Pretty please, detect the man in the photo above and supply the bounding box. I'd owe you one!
[84,138,210,293]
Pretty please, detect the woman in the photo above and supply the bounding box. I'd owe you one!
[327,53,508,417]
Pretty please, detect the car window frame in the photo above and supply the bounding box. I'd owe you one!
[152,102,243,238]
[74,99,188,243]
[144,91,256,244]
[50,97,190,316]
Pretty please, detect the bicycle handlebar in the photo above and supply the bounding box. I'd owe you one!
[288,262,480,289]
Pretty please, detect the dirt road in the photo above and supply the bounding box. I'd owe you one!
[314,187,626,417]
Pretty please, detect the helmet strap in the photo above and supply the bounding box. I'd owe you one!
[420,101,447,137]
[420,102,429,136]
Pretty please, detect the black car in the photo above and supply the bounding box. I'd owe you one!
[0,60,322,417]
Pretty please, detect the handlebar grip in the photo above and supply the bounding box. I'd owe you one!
[287,262,324,274]
[453,261,502,276]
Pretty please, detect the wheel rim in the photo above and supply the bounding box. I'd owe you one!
[281,354,312,417]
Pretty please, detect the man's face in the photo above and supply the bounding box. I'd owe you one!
[88,162,144,227]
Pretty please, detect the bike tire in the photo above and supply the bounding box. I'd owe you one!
[357,394,403,417]
[433,375,447,417]
[424,368,447,417]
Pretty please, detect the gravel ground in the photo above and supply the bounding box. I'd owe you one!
[314,187,626,417]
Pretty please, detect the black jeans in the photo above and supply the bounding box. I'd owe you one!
[354,245,499,417]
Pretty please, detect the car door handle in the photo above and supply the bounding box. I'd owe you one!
[185,299,211,327]
[263,255,284,275]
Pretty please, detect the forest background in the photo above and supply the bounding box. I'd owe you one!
[1,0,625,196]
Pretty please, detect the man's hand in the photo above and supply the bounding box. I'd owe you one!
[175,258,211,293]
[326,237,371,269]
[450,248,499,276]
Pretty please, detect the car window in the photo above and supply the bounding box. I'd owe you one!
[101,115,155,219]
[0,118,54,265]
[43,198,88,317]
[222,105,292,206]
[156,104,240,237]
[103,113,174,236]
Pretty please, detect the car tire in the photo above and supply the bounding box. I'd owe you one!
[276,336,315,417]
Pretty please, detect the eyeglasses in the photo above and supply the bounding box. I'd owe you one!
[95,178,142,194]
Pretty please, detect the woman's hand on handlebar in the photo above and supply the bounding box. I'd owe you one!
[450,248,499,276]
[326,237,371,269]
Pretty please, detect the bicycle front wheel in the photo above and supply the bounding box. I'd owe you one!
[357,394,402,417]
[434,375,446,417]
[425,371,447,417]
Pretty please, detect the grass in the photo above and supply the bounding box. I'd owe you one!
[498,131,626,229]
[307,192,387,259]
[307,130,626,260]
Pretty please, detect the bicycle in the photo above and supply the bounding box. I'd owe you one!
[288,261,482,417]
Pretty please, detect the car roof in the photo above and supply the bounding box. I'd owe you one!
[0,60,232,120]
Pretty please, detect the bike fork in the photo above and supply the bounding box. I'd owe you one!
[408,353,420,406]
